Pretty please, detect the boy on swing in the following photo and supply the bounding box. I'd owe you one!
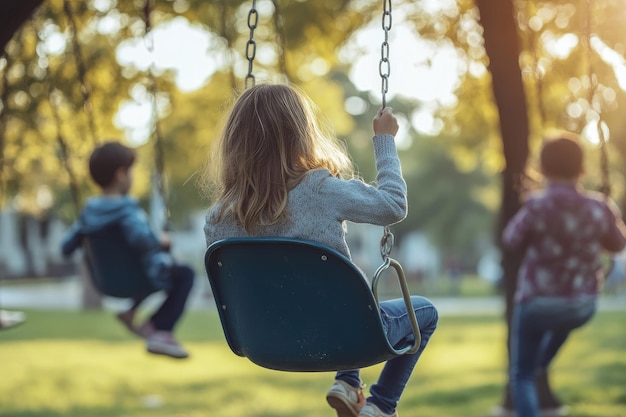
[62,141,194,359]
[503,132,626,417]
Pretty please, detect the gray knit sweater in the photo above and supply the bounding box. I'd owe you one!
[204,134,407,260]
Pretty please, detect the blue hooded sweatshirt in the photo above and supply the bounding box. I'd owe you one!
[62,195,173,286]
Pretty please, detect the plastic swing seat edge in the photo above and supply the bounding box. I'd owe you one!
[82,225,165,299]
[204,237,418,372]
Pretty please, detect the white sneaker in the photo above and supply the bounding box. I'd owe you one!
[358,403,398,417]
[326,380,366,417]
[146,331,189,359]
[0,310,26,329]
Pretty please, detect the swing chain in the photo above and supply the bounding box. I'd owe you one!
[271,0,288,76]
[584,0,610,197]
[32,13,83,214]
[143,0,171,229]
[379,0,392,108]
[62,0,98,145]
[378,0,394,261]
[245,0,258,89]
[380,225,395,261]
[597,120,610,196]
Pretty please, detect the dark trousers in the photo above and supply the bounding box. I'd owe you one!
[139,264,194,332]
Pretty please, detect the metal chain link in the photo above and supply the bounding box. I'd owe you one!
[218,0,237,90]
[245,0,258,89]
[585,0,610,198]
[380,225,395,261]
[143,0,171,229]
[62,0,98,145]
[271,0,288,76]
[379,0,394,261]
[379,0,392,109]
[31,14,83,215]
[596,119,610,196]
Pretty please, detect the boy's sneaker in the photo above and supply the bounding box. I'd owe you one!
[116,312,155,338]
[326,380,366,417]
[0,309,26,329]
[358,403,398,417]
[136,321,156,338]
[146,331,189,359]
[116,311,138,335]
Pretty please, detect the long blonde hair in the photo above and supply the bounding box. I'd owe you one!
[209,83,353,233]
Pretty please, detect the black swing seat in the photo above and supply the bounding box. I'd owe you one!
[205,237,420,372]
[83,225,165,299]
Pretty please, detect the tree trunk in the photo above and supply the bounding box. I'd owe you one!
[0,0,44,52]
[475,0,562,412]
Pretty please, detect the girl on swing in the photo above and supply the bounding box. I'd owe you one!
[203,83,438,417]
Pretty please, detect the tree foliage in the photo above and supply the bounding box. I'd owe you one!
[1,0,626,267]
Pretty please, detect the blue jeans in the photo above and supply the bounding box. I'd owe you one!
[140,264,194,332]
[335,296,438,414]
[510,296,596,417]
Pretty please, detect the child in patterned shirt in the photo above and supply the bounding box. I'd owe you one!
[503,131,626,417]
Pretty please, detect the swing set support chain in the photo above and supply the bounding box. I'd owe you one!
[218,0,237,90]
[270,0,288,78]
[525,1,547,131]
[378,0,395,262]
[31,13,83,215]
[143,0,171,229]
[245,0,258,89]
[380,225,394,261]
[0,51,10,207]
[50,90,82,215]
[142,0,153,33]
[584,0,610,197]
[379,0,392,109]
[62,0,98,145]
[596,123,610,196]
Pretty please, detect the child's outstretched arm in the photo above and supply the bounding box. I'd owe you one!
[61,221,83,256]
[502,206,532,251]
[601,198,626,252]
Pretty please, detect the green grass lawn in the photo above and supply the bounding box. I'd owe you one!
[0,308,624,417]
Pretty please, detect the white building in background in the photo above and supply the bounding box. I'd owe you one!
[344,222,387,278]
[344,224,441,281]
[0,209,68,278]
[0,209,27,277]
[168,211,210,278]
[477,247,502,284]
[0,207,208,281]
[399,231,441,280]
[0,207,443,290]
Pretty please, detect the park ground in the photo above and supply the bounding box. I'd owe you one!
[0,286,624,417]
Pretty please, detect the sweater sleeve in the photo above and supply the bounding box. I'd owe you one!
[319,134,407,226]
